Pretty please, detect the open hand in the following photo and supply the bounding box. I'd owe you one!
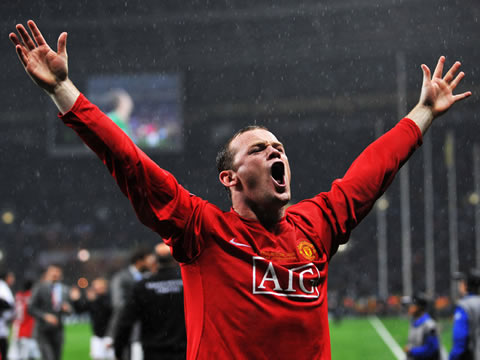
[9,20,68,94]
[419,56,471,118]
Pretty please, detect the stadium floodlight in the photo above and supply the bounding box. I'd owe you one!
[468,192,480,205]
[77,249,90,262]
[1,211,14,225]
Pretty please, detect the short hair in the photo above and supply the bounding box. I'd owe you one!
[216,125,268,174]
[129,247,153,265]
[411,293,429,309]
[216,125,269,197]
[47,263,63,271]
[467,269,480,294]
[22,279,34,291]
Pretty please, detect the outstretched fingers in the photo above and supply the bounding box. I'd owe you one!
[16,24,36,50]
[443,61,461,84]
[9,33,28,67]
[15,45,29,67]
[448,64,472,103]
[9,32,20,47]
[450,71,465,90]
[57,32,68,56]
[432,56,445,79]
[421,64,431,85]
[453,91,472,103]
[27,20,47,47]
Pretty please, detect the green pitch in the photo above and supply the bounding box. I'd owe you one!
[330,316,453,359]
[63,323,91,359]
[63,317,454,359]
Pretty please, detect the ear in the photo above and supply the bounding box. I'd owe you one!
[219,170,238,188]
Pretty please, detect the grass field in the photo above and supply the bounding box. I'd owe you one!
[330,316,453,359]
[62,316,454,359]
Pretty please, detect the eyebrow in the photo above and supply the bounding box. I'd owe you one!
[248,140,284,150]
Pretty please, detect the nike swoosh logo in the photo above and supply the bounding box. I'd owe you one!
[229,238,252,248]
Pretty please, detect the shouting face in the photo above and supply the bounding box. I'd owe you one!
[224,128,291,215]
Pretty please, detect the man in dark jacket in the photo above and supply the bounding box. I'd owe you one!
[28,264,71,360]
[108,247,156,360]
[114,244,186,360]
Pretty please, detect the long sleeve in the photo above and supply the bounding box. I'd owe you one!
[60,94,204,261]
[27,285,47,320]
[326,118,422,238]
[449,306,469,360]
[409,334,439,358]
[289,118,422,257]
[113,283,141,359]
[107,270,131,337]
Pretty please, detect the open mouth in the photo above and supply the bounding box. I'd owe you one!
[271,161,286,186]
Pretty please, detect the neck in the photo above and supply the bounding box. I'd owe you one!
[232,198,285,229]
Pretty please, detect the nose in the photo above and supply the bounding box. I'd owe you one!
[267,145,281,160]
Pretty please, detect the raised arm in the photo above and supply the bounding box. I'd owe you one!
[327,57,471,239]
[290,57,471,256]
[9,20,79,113]
[10,21,205,262]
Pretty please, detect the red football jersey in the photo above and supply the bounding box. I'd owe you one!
[61,95,422,359]
[12,290,35,338]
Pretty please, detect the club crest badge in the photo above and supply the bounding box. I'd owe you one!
[297,241,317,261]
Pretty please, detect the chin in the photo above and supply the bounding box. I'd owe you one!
[271,193,291,208]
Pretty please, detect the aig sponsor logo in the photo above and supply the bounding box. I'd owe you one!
[252,256,321,299]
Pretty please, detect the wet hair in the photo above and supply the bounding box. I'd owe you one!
[216,125,269,197]
[216,125,269,173]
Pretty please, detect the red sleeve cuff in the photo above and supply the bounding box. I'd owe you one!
[401,117,423,146]
[58,93,87,119]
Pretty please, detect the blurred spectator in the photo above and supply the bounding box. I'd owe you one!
[108,247,156,360]
[7,279,41,360]
[403,293,440,360]
[328,290,344,323]
[106,89,134,137]
[28,264,72,360]
[114,243,186,360]
[450,269,480,360]
[0,270,15,360]
[70,277,114,360]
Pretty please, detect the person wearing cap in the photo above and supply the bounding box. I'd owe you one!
[450,269,480,360]
[404,293,440,360]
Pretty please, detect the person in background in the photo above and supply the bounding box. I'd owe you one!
[70,277,114,360]
[0,269,15,360]
[28,264,71,360]
[108,247,156,360]
[7,279,41,360]
[106,89,134,137]
[114,243,186,360]
[450,269,480,360]
[404,293,440,360]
